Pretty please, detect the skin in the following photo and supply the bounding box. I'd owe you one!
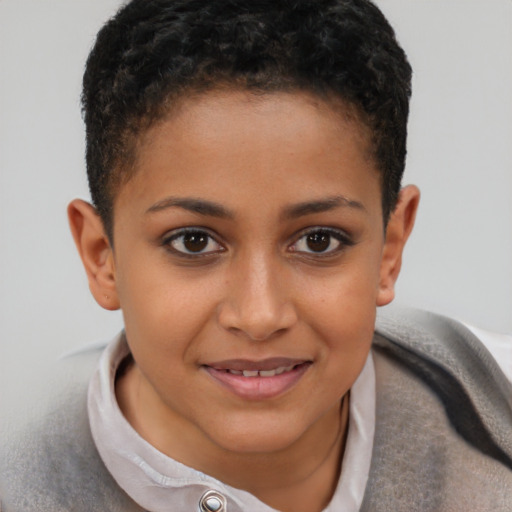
[69,90,419,512]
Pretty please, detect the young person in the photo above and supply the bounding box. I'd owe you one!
[1,1,511,511]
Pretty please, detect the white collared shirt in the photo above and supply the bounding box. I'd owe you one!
[87,324,511,512]
[88,334,376,512]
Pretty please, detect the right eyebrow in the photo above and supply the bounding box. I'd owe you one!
[281,195,366,220]
[145,196,234,219]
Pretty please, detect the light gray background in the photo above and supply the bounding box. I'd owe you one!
[1,0,511,412]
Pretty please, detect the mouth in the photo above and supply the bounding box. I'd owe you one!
[202,358,312,400]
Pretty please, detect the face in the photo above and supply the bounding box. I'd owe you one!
[105,91,397,456]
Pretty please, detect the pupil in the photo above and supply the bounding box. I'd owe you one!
[307,232,330,252]
[184,232,208,252]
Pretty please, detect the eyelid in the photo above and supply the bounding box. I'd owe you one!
[162,227,225,257]
[288,226,354,255]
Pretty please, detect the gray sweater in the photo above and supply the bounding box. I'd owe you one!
[1,309,511,511]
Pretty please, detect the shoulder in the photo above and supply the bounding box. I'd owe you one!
[374,307,512,409]
[0,340,141,512]
[363,308,512,511]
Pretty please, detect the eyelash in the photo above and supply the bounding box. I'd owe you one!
[289,227,354,257]
[162,226,353,258]
[162,228,225,258]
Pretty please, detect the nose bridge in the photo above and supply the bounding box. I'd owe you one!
[218,249,297,340]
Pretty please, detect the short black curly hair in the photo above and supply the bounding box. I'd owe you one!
[82,0,412,239]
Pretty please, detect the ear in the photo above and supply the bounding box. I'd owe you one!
[376,185,420,307]
[67,199,120,311]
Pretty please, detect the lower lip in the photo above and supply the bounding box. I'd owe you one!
[203,363,311,400]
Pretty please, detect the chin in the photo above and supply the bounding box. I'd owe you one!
[203,413,308,454]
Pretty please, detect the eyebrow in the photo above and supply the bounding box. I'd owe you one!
[282,196,366,219]
[146,194,365,220]
[146,197,234,218]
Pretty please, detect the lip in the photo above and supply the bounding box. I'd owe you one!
[206,357,307,372]
[203,359,312,400]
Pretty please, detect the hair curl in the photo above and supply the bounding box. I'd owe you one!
[82,0,412,239]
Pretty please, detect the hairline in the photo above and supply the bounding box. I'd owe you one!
[103,83,383,243]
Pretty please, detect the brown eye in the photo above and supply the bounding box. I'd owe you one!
[290,228,351,256]
[182,232,208,252]
[166,229,223,255]
[306,232,331,252]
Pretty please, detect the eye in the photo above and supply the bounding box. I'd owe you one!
[290,228,352,255]
[164,229,224,256]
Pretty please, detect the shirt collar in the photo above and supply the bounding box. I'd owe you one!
[88,332,375,512]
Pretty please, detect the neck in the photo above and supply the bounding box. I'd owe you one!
[117,364,350,512]
[243,395,349,512]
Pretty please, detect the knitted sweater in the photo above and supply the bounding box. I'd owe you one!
[1,309,511,511]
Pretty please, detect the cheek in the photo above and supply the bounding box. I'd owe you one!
[115,257,221,363]
[296,254,381,368]
[310,283,376,398]
[311,286,376,360]
[299,255,382,330]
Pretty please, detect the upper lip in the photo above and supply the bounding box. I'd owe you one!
[204,357,310,372]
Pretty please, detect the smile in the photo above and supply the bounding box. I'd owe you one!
[225,364,298,377]
[203,359,312,400]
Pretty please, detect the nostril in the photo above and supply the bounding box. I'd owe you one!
[223,321,293,342]
[216,285,298,341]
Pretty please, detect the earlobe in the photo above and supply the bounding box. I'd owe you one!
[67,199,120,311]
[376,185,420,307]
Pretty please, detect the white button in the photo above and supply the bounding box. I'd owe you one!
[199,490,227,512]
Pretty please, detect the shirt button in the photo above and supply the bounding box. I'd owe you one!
[198,489,227,512]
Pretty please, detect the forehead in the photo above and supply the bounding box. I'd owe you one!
[144,89,373,159]
[115,89,381,219]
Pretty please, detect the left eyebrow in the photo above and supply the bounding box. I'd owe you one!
[282,196,366,219]
[145,197,234,219]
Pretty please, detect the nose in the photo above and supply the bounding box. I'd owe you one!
[217,253,298,341]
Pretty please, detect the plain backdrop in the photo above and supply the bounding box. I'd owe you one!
[1,0,511,413]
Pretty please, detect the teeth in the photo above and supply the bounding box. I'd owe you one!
[226,365,299,378]
[242,370,259,377]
